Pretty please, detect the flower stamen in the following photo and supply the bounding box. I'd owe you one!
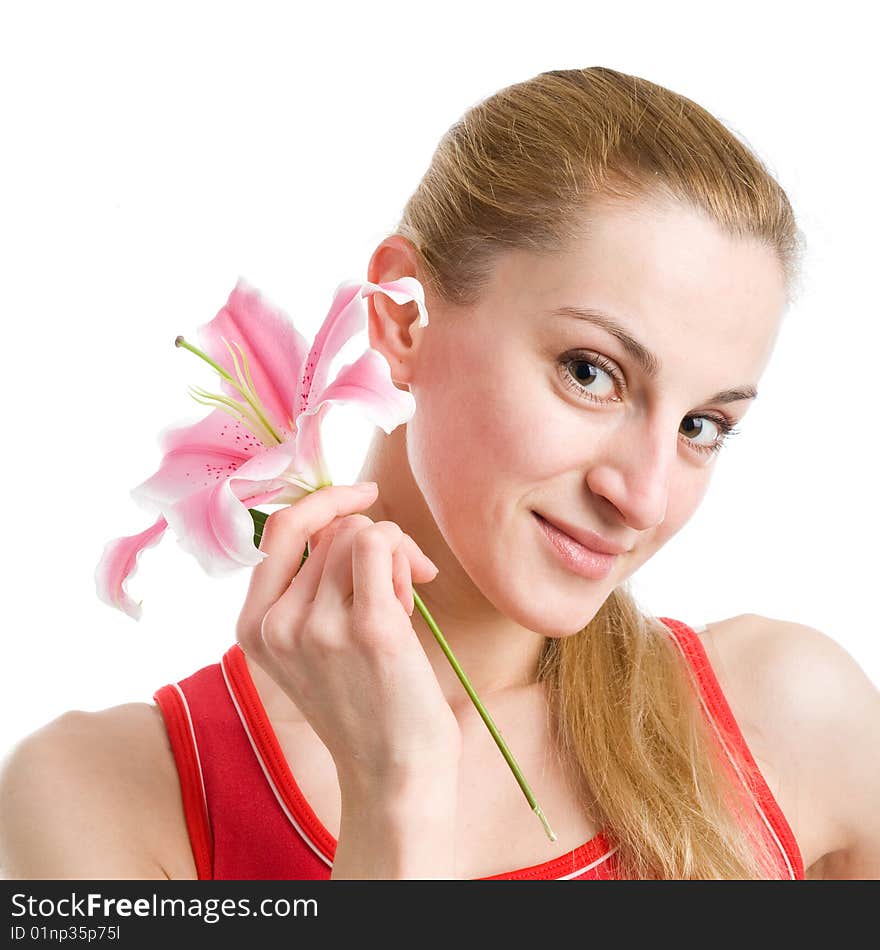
[176,335,284,444]
[186,386,274,443]
[220,337,284,445]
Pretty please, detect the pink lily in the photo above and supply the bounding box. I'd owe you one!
[95,276,429,621]
[94,274,559,843]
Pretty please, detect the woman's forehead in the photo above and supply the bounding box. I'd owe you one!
[474,203,786,348]
[440,209,786,398]
[501,202,782,302]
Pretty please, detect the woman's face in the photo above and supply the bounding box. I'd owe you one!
[399,195,788,636]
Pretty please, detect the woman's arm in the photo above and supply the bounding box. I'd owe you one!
[0,711,171,880]
[803,629,880,879]
[745,616,880,879]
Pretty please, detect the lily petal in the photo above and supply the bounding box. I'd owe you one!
[161,439,308,576]
[292,279,364,421]
[310,348,417,433]
[290,401,333,489]
[94,515,168,621]
[294,348,416,485]
[361,276,429,329]
[196,277,309,438]
[130,408,268,516]
[293,277,429,422]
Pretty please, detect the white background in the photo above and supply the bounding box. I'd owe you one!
[1,1,877,757]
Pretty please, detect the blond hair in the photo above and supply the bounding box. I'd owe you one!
[395,66,805,878]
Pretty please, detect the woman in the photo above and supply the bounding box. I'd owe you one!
[2,66,878,880]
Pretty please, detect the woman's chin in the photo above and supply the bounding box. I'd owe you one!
[506,583,605,639]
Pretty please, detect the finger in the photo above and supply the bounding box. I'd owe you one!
[391,546,415,615]
[306,512,350,559]
[289,513,373,606]
[315,519,437,613]
[242,483,378,622]
[266,517,346,618]
[308,516,344,553]
[316,512,438,586]
[349,521,417,615]
[309,514,378,608]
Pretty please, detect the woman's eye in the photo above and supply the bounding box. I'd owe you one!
[680,414,722,448]
[560,357,619,401]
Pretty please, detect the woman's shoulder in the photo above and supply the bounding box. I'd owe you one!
[697,612,880,878]
[0,702,197,879]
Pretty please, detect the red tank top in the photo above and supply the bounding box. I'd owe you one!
[153,616,805,880]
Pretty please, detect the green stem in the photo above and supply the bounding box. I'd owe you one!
[411,588,557,843]
[248,505,557,843]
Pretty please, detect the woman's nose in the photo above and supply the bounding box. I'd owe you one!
[584,416,678,531]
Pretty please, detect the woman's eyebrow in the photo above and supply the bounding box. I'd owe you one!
[550,305,758,404]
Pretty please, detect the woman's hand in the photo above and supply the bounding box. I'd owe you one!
[235,483,463,790]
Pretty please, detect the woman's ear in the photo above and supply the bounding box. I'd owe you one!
[366,236,427,390]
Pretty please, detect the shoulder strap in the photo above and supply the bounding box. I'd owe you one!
[658,616,805,880]
[152,681,214,879]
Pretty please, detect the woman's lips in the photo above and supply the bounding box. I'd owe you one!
[533,511,618,580]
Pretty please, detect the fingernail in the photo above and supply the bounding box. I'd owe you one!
[352,481,377,492]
